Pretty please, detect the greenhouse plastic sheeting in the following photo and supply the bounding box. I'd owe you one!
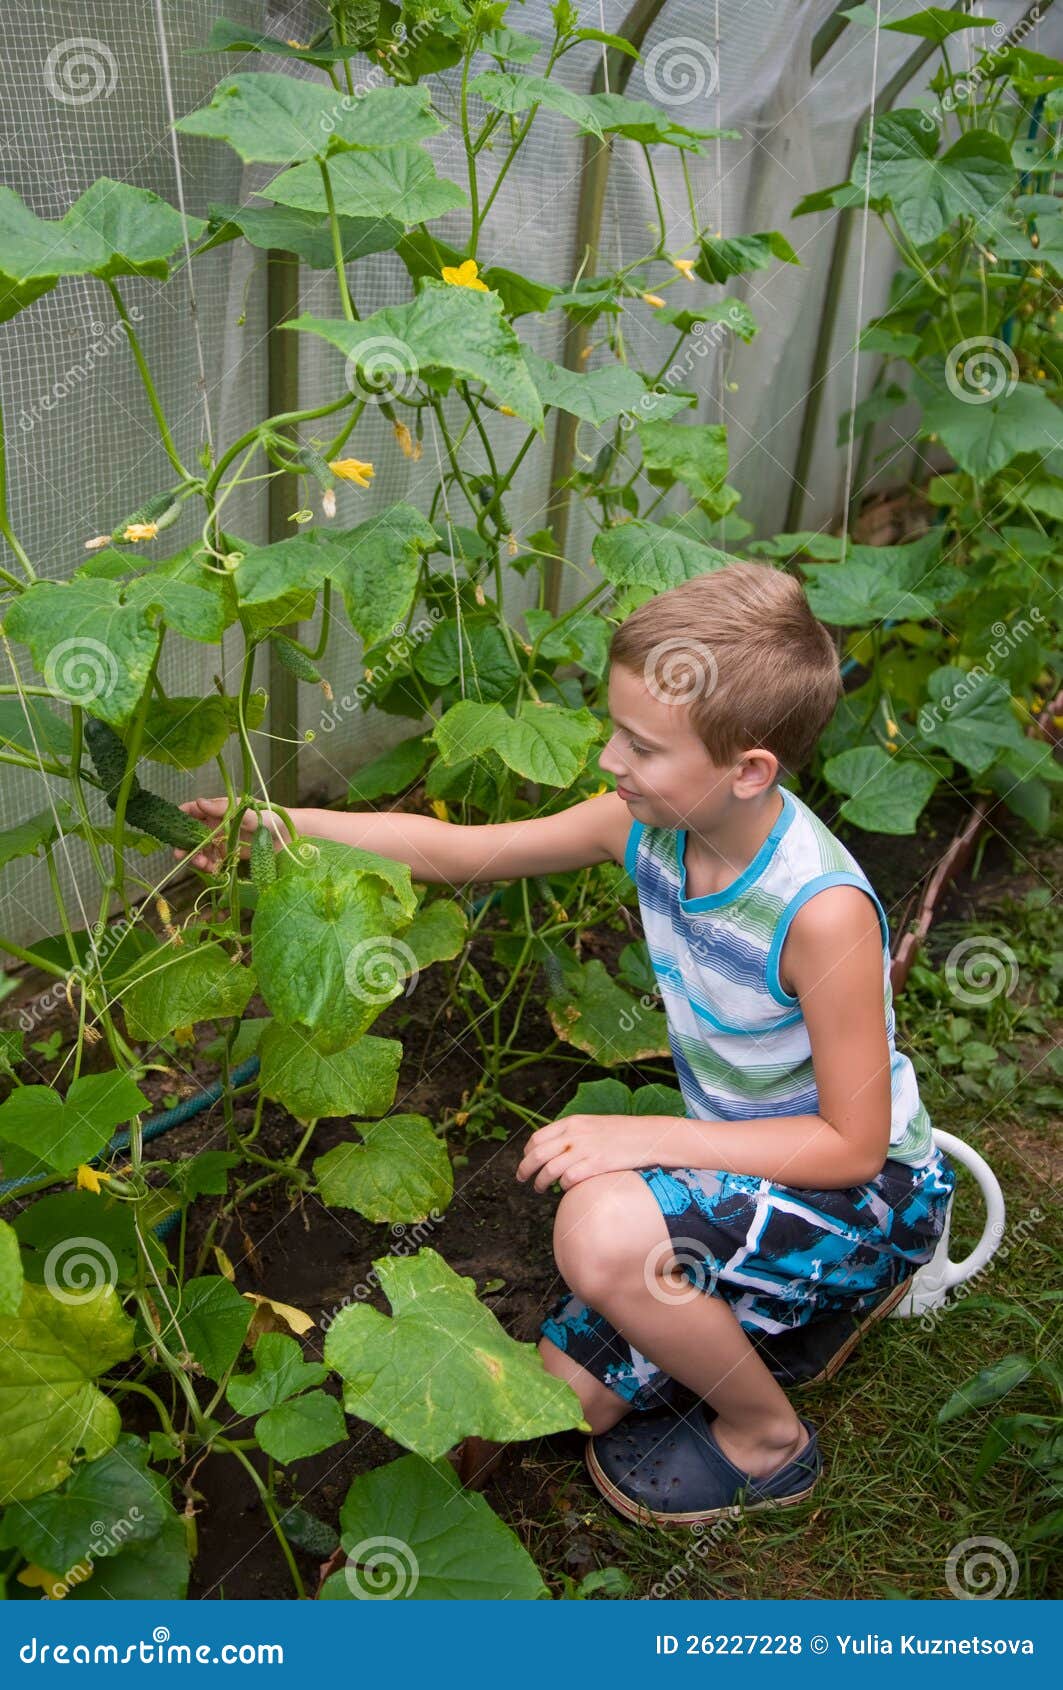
[1,1,1058,946]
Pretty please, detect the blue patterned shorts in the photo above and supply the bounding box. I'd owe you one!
[540,1149,956,1411]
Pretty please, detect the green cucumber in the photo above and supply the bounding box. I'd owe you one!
[250,824,277,887]
[125,790,209,851]
[270,635,322,684]
[84,717,141,807]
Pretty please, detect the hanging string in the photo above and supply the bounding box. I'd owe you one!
[838,0,884,566]
[151,0,216,461]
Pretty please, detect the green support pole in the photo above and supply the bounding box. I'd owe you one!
[266,249,301,807]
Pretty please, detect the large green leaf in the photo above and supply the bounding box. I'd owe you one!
[324,1249,589,1458]
[197,17,380,67]
[141,695,260,770]
[547,957,672,1063]
[918,667,1029,773]
[885,8,997,42]
[0,1220,23,1317]
[0,180,202,318]
[314,1115,453,1223]
[799,533,962,626]
[252,861,414,1054]
[4,581,161,727]
[559,1078,687,1119]
[431,699,601,786]
[823,746,939,833]
[176,1276,252,1383]
[523,350,655,425]
[0,697,72,761]
[58,179,205,281]
[266,147,467,226]
[258,1026,402,1120]
[694,229,799,282]
[120,943,256,1042]
[0,1070,149,1172]
[592,519,735,591]
[176,75,442,164]
[285,284,542,427]
[227,1332,327,1417]
[255,1391,347,1463]
[319,1453,548,1600]
[0,804,74,873]
[470,73,725,150]
[0,1435,167,1575]
[0,1282,134,1505]
[852,115,1014,246]
[919,381,1063,480]
[637,419,737,515]
[200,201,402,268]
[414,617,520,701]
[399,899,467,971]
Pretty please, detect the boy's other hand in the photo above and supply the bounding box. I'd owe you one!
[515,1114,654,1192]
[173,796,276,873]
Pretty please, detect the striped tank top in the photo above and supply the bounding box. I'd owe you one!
[623,785,935,1168]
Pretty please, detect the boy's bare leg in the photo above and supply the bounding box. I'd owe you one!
[538,1335,638,1436]
[552,1171,807,1477]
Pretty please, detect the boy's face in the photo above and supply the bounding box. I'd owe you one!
[599,662,775,828]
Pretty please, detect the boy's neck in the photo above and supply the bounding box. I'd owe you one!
[682,787,785,894]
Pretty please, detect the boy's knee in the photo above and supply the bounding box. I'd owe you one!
[553,1171,668,1306]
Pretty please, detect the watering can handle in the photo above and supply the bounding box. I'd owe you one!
[931,1128,1006,1290]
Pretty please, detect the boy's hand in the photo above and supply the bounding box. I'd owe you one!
[173,796,278,873]
[515,1115,657,1192]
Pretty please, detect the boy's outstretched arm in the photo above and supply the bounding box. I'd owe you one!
[176,787,633,889]
[517,886,894,1194]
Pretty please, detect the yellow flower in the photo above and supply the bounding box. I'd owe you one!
[506,532,518,558]
[498,405,517,417]
[885,717,899,737]
[392,420,421,460]
[441,258,489,291]
[671,257,696,282]
[321,487,337,518]
[18,1564,67,1598]
[286,38,309,48]
[328,457,375,488]
[123,522,159,542]
[430,799,449,821]
[76,1164,111,1195]
[641,292,666,308]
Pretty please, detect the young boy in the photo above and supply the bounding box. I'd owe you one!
[181,560,955,1527]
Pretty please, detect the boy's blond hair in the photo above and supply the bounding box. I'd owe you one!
[608,560,842,779]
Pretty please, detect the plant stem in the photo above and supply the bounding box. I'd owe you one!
[106,280,195,482]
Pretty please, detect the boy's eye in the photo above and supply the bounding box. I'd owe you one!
[627,734,649,756]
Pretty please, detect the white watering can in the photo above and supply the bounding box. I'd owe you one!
[890,1129,1006,1319]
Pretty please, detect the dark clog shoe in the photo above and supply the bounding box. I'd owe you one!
[585,1403,822,1528]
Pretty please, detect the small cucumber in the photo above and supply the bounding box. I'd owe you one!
[249,824,277,887]
[126,790,209,851]
[270,635,323,684]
